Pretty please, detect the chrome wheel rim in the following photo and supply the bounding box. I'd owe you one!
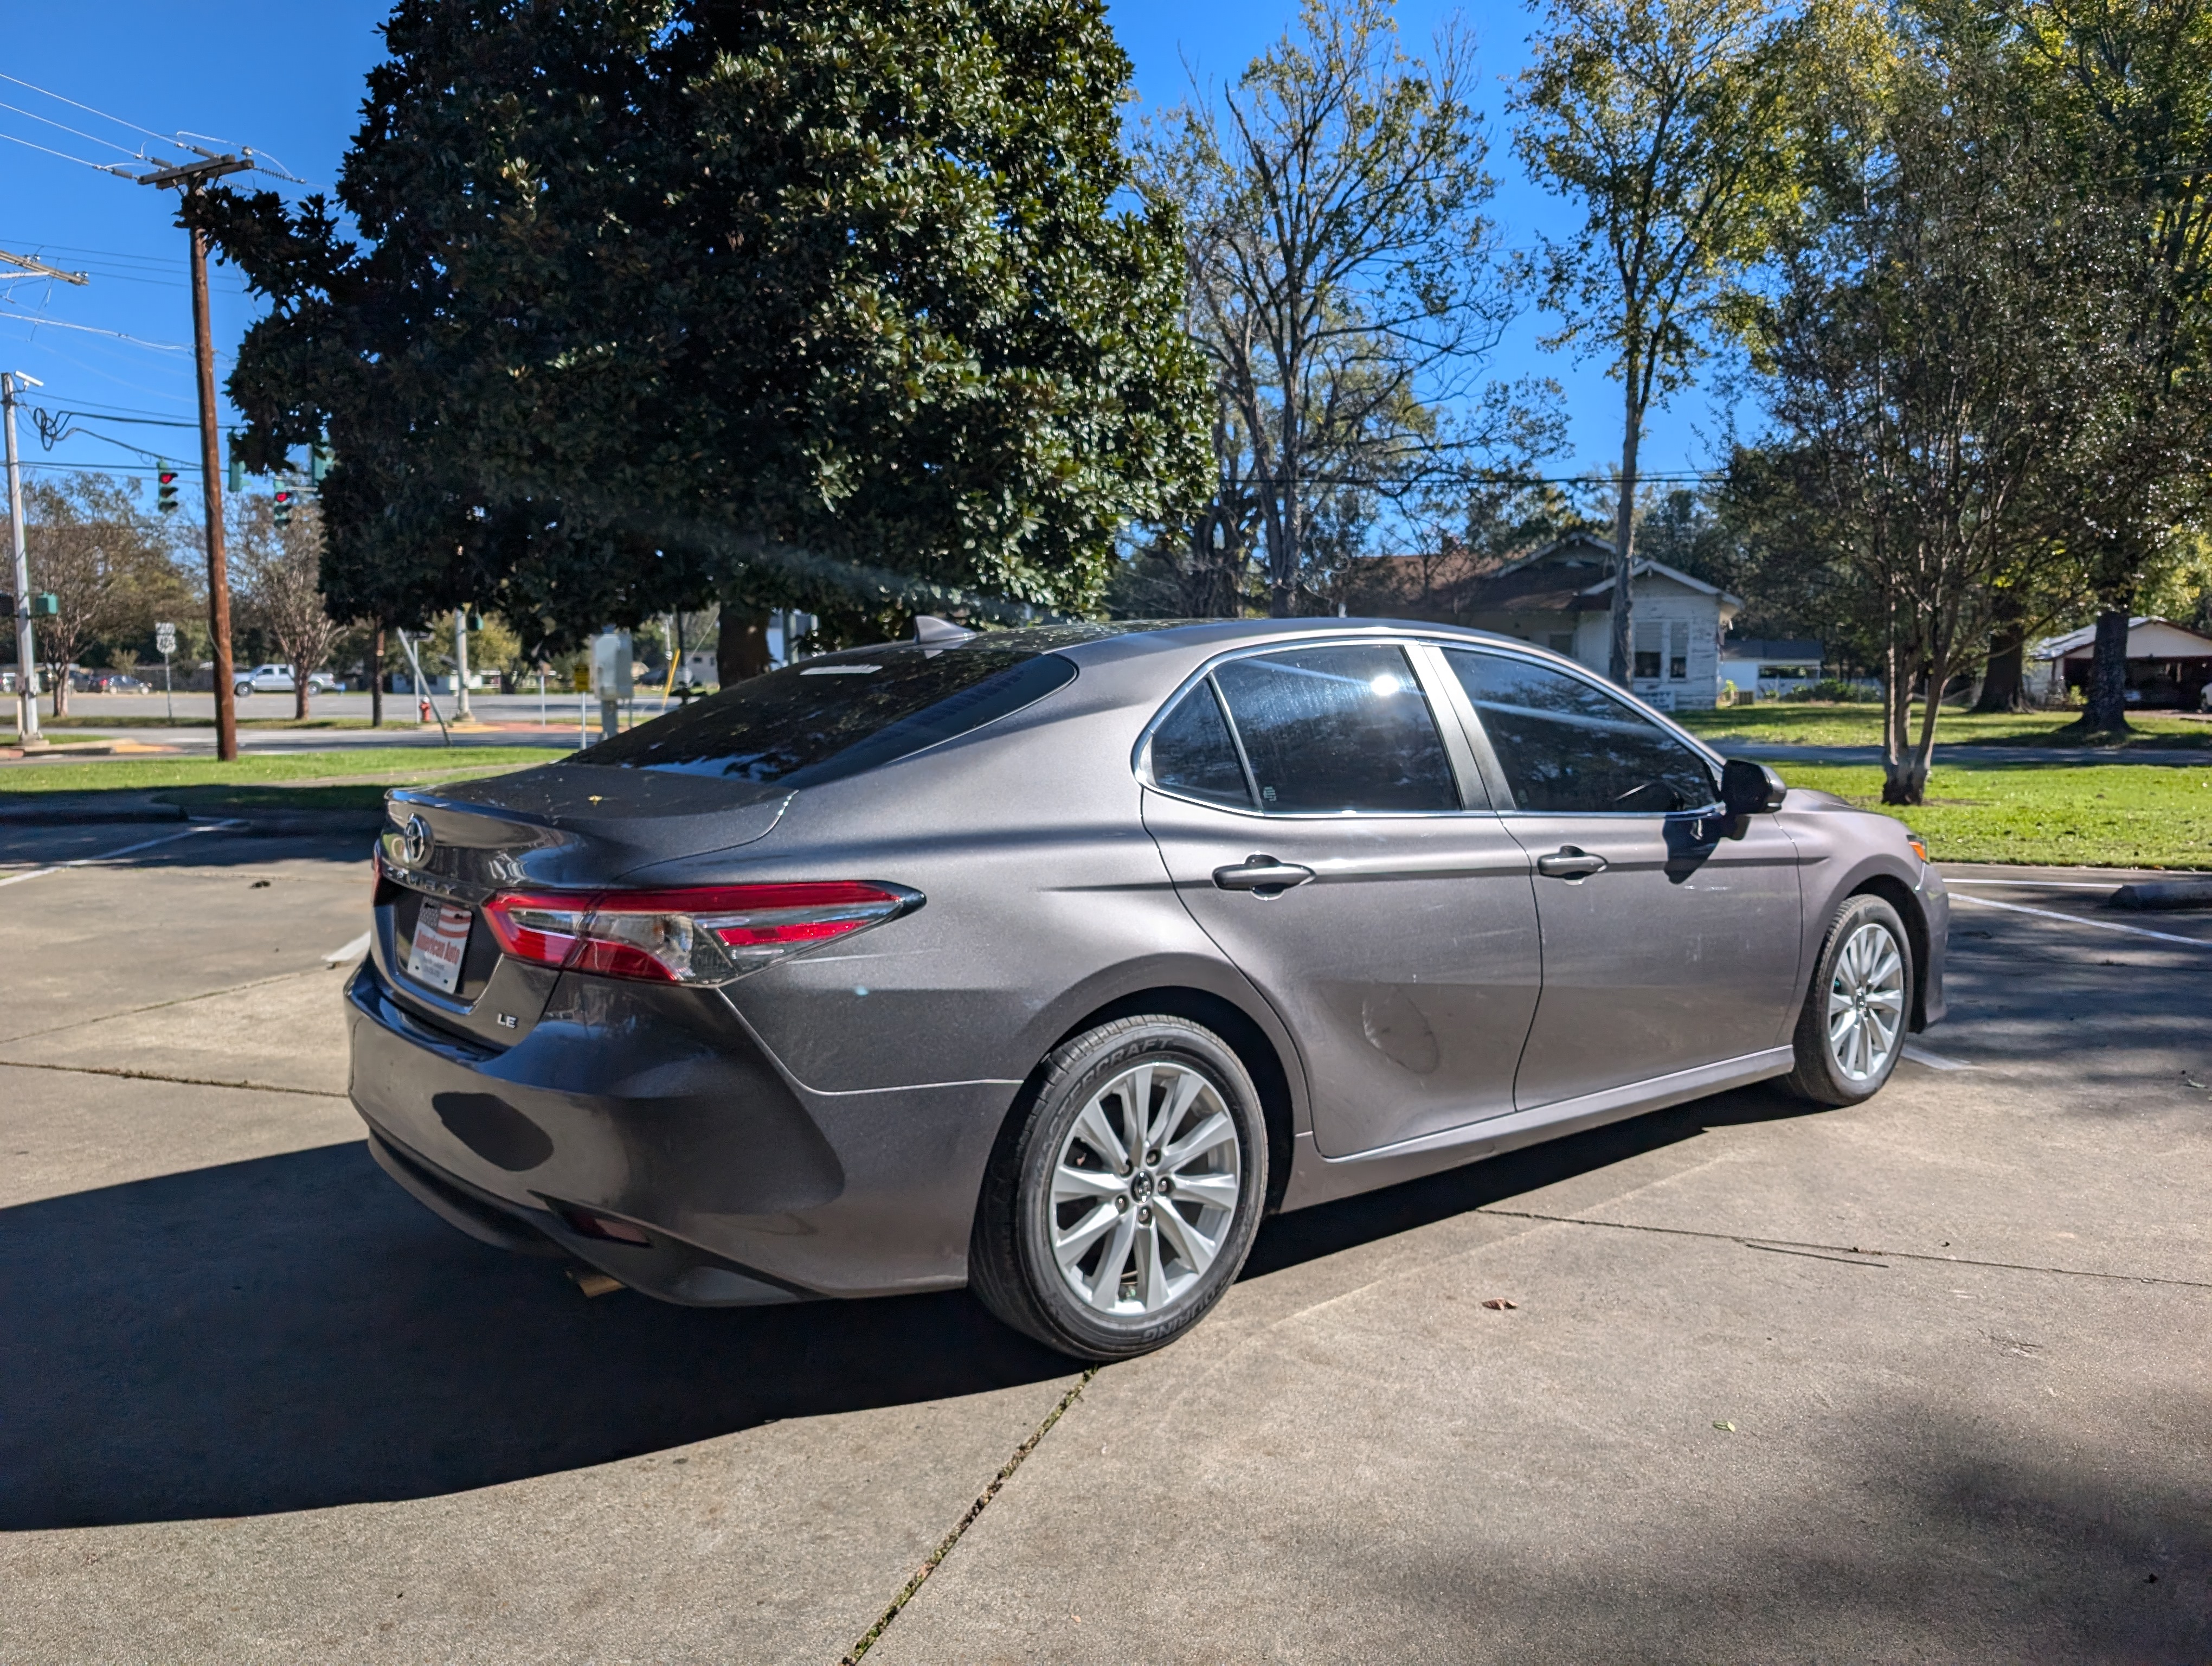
[1049,1059,1242,1317]
[1827,921,1906,1082]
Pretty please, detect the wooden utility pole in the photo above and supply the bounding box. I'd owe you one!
[187,216,237,759]
[133,148,254,761]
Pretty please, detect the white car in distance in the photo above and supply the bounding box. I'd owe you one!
[235,664,342,697]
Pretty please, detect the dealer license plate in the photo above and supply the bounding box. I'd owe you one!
[405,901,472,995]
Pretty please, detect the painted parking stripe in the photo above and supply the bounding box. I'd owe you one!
[1944,878,2120,890]
[1951,890,2211,946]
[1901,1043,1972,1071]
[0,821,240,888]
[324,931,371,965]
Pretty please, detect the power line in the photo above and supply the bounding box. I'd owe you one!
[25,398,237,431]
[0,129,112,173]
[0,98,147,161]
[0,311,190,352]
[0,71,175,146]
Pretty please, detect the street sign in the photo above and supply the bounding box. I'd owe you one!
[155,622,177,655]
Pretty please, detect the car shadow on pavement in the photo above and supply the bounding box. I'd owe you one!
[0,1140,1073,1530]
[7,1087,1818,1532]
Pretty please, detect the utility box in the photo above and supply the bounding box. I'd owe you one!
[589,629,634,700]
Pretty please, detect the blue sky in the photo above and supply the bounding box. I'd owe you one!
[0,0,1735,512]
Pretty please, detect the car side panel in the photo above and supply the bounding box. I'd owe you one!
[1777,803,1948,1029]
[617,679,1311,1132]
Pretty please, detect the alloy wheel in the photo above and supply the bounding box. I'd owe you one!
[1825,920,1906,1082]
[1049,1059,1242,1316]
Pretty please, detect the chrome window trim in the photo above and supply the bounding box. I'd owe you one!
[1133,635,1491,819]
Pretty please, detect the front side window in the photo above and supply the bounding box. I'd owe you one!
[1209,645,1458,814]
[1447,649,1716,815]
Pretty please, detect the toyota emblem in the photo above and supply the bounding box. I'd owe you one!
[400,815,434,868]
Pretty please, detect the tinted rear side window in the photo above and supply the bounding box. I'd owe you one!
[583,640,1076,786]
[1212,645,1457,813]
[1447,649,1716,813]
[1147,682,1252,808]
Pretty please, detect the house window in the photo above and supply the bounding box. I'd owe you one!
[1633,620,1662,681]
[1668,621,1688,681]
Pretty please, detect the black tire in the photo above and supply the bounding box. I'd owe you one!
[969,1015,1268,1362]
[1783,893,1914,1106]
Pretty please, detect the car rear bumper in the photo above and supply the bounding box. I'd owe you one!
[344,960,1018,1303]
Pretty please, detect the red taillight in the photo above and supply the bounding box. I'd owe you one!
[480,881,918,985]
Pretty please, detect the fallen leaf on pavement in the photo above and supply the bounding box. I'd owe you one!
[1713,1420,1736,1432]
[1481,1297,1518,1310]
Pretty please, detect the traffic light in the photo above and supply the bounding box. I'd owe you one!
[157,464,178,514]
[466,611,484,632]
[310,444,333,486]
[227,456,244,494]
[30,593,55,617]
[273,487,293,527]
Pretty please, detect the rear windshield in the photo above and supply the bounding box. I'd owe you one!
[578,635,1080,787]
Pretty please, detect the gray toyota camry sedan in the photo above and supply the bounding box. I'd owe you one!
[349,618,1946,1360]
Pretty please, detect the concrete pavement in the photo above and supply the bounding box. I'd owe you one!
[0,830,2205,1663]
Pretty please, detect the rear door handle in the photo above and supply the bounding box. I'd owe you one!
[1213,855,1316,894]
[1536,847,1609,880]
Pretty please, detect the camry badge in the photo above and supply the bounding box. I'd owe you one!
[400,815,434,868]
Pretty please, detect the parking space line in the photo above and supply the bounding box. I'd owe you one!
[1944,878,2119,890]
[1902,1043,1972,1071]
[324,931,371,966]
[0,820,241,888]
[1950,891,2211,946]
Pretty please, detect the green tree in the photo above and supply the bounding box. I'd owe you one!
[230,494,344,719]
[1141,0,1539,617]
[1743,0,2084,802]
[2012,0,2212,732]
[1513,0,1803,684]
[192,0,1207,669]
[1,473,189,717]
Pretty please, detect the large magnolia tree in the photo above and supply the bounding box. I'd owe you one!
[191,0,1208,667]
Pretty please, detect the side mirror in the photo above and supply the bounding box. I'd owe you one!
[1721,758,1787,816]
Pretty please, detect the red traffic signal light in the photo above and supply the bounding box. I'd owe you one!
[273,488,294,527]
[157,465,179,514]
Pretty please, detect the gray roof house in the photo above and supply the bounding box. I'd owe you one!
[1341,531,1742,710]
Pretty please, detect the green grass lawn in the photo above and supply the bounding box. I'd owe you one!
[1676,702,2212,749]
[0,746,564,812]
[1781,761,2212,868]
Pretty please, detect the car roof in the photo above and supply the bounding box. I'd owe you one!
[1041,615,1564,669]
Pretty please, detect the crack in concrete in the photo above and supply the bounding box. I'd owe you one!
[0,966,333,1047]
[0,1058,348,1099]
[1476,1206,2212,1291]
[839,1369,1097,1663]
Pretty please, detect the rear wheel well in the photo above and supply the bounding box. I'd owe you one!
[1041,988,1296,1214]
[1848,875,1930,1031]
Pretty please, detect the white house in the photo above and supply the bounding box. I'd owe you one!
[1342,533,1742,709]
[2027,616,2212,708]
[1719,637,1824,699]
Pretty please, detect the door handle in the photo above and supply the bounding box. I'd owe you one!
[1536,847,1609,880]
[1212,855,1316,894]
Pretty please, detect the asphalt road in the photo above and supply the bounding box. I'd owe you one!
[0,825,2205,1663]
